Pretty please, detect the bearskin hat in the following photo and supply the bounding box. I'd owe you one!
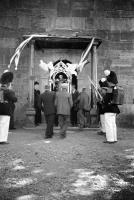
[0,70,13,85]
[99,78,109,88]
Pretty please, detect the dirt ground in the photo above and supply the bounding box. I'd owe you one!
[0,126,134,200]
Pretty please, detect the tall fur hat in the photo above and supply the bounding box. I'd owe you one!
[0,70,13,84]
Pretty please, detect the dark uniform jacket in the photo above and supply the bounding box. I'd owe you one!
[1,89,17,116]
[3,89,17,110]
[34,89,40,108]
[72,90,79,110]
[103,92,120,114]
[39,91,55,115]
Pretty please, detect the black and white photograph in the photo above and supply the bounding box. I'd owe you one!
[0,0,133,199]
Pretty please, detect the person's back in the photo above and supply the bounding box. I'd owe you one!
[56,89,73,115]
[55,85,73,138]
[40,90,55,115]
[78,89,90,110]
[39,85,55,139]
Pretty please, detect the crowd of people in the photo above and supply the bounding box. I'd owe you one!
[34,81,91,139]
[0,68,121,144]
[35,68,121,143]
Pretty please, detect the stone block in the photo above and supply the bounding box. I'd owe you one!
[0,0,9,8]
[111,18,133,31]
[72,0,94,10]
[0,16,18,29]
[95,0,113,11]
[85,18,95,30]
[105,10,121,18]
[94,17,111,30]
[111,0,133,11]
[96,30,108,40]
[0,38,17,49]
[9,0,41,8]
[71,17,86,30]
[57,0,71,17]
[18,15,32,29]
[111,58,132,68]
[108,31,121,41]
[55,17,72,29]
[72,9,90,17]
[40,0,57,9]
[109,42,133,51]
[121,31,134,41]
[95,0,132,11]
[119,10,134,18]
[40,9,57,18]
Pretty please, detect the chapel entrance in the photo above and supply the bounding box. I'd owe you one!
[22,34,102,128]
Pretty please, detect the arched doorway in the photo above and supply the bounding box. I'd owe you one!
[49,59,78,92]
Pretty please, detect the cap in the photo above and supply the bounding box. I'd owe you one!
[34,81,39,85]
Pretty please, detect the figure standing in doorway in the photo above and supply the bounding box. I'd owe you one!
[70,84,79,126]
[34,81,42,126]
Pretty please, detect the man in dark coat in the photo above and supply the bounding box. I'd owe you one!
[39,85,55,139]
[70,85,79,126]
[34,81,42,126]
[3,83,17,130]
[77,88,90,129]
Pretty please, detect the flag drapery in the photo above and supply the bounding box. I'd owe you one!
[8,34,48,70]
[8,34,95,72]
[78,37,95,72]
[8,35,33,70]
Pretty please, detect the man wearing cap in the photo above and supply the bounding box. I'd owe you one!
[39,85,56,139]
[55,83,73,138]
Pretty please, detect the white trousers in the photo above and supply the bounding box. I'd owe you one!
[104,113,117,142]
[100,114,106,133]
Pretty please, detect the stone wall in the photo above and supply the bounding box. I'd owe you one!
[0,0,134,126]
